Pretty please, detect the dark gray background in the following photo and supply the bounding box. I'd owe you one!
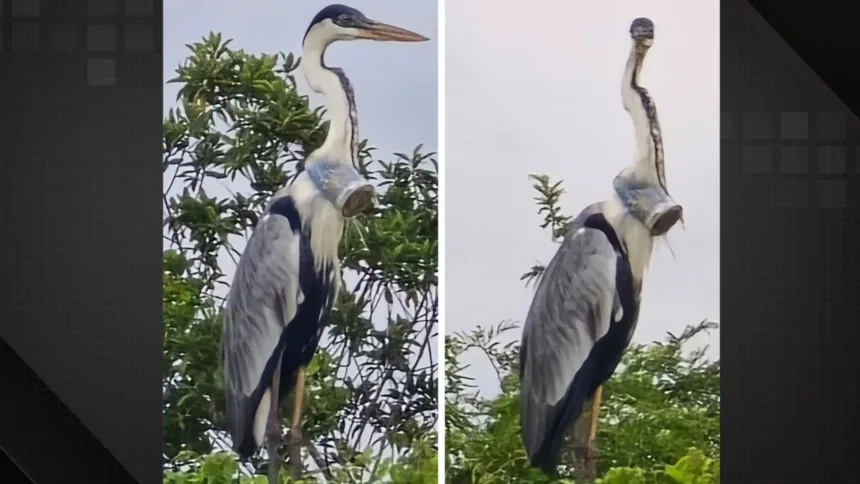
[0,0,161,483]
[723,0,860,481]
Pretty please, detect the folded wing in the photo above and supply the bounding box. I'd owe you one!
[520,221,619,472]
[221,211,302,456]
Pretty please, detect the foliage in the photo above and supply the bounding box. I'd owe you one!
[163,435,438,484]
[162,33,437,482]
[445,174,720,483]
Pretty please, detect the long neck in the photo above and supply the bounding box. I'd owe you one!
[620,41,667,192]
[302,37,359,167]
[602,195,653,293]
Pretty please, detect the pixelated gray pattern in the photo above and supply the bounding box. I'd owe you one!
[722,26,858,209]
[780,111,808,140]
[88,24,116,52]
[88,0,118,17]
[743,112,773,139]
[87,58,115,86]
[0,0,161,480]
[729,105,857,208]
[3,0,154,86]
[742,145,773,173]
[12,0,39,17]
[779,181,809,207]
[817,146,846,174]
[722,2,860,481]
[125,24,153,52]
[817,181,846,208]
[50,24,79,52]
[722,112,733,139]
[125,0,153,17]
[780,146,808,174]
[817,112,846,139]
[13,23,39,52]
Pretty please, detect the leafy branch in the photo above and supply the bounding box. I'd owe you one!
[520,174,572,289]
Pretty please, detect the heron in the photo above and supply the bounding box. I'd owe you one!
[519,18,684,477]
[220,5,428,482]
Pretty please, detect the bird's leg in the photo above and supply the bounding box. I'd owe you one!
[585,386,603,480]
[569,416,590,480]
[266,363,282,484]
[288,368,307,480]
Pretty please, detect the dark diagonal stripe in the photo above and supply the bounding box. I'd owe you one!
[0,337,136,484]
[747,0,860,116]
[0,447,34,483]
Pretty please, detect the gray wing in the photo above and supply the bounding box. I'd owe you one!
[520,218,619,462]
[221,213,301,442]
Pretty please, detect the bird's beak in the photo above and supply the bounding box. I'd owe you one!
[357,20,429,42]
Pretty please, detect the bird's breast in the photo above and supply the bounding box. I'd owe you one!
[620,222,653,285]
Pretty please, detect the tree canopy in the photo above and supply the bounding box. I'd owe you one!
[162,33,438,483]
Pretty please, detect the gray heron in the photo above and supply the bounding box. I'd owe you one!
[519,17,684,477]
[220,4,428,482]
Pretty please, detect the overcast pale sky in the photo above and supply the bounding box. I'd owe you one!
[445,0,721,396]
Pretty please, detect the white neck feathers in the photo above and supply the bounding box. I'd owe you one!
[270,174,344,281]
[302,27,357,167]
[603,195,654,288]
[620,42,664,189]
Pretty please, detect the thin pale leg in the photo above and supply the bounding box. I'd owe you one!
[266,363,282,484]
[585,386,603,479]
[288,368,307,480]
[587,386,602,444]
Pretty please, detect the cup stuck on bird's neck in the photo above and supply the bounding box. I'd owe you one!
[338,183,376,217]
[646,200,683,236]
[614,176,683,236]
[305,160,377,218]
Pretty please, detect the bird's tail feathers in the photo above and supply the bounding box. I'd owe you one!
[528,367,598,476]
[225,391,260,460]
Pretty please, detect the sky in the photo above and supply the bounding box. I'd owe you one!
[445,0,721,396]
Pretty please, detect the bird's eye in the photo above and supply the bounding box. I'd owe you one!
[336,14,353,26]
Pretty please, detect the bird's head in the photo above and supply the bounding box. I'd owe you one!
[303,4,429,47]
[629,17,655,50]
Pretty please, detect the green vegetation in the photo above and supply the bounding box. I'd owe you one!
[162,33,437,483]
